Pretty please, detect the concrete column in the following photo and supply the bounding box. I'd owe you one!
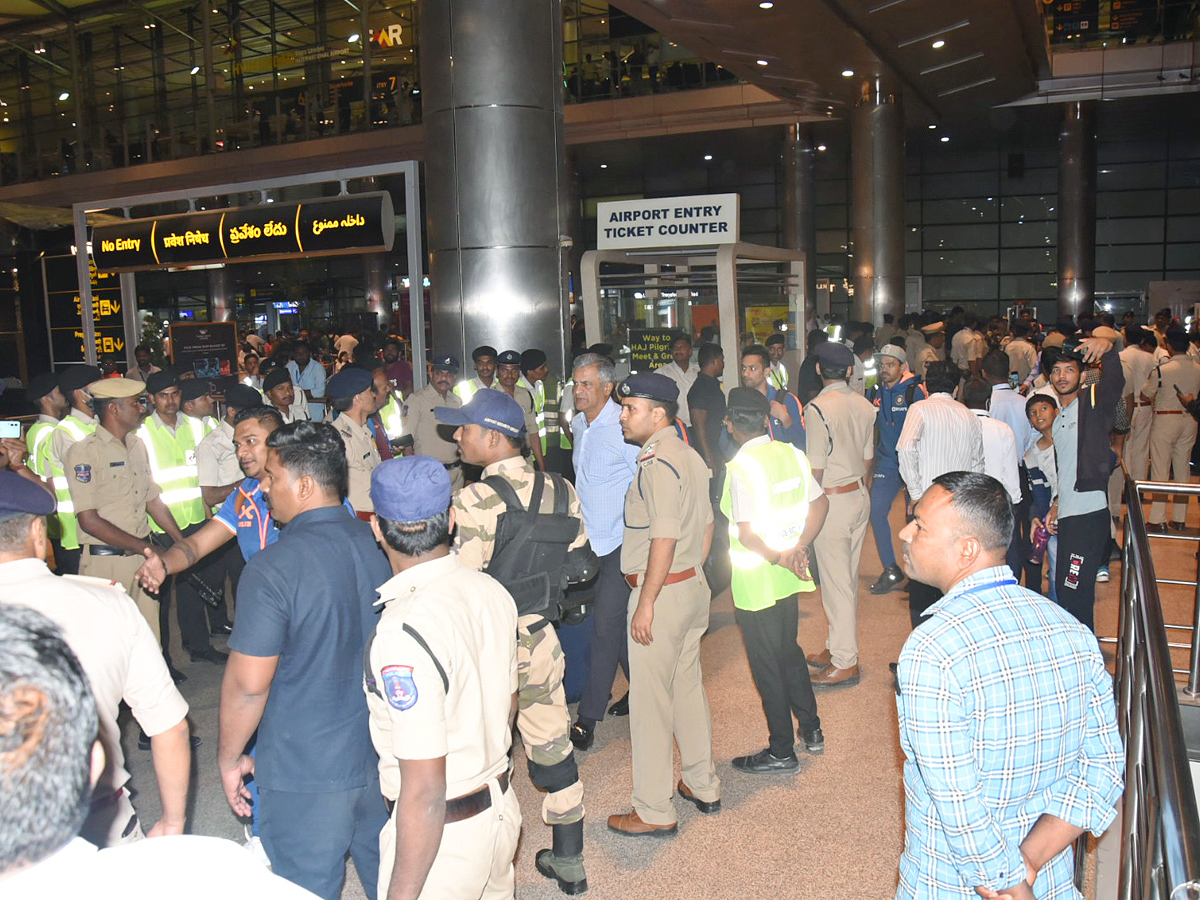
[850,80,905,325]
[1057,100,1097,320]
[783,123,817,313]
[421,0,568,373]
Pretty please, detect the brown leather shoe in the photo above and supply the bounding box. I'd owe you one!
[806,649,831,671]
[811,664,860,688]
[607,811,677,837]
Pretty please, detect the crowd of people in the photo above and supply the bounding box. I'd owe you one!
[6,301,1191,898]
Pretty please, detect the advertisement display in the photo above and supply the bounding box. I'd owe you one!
[170,321,239,395]
[597,193,740,250]
[628,328,679,374]
[92,192,395,272]
[43,254,127,366]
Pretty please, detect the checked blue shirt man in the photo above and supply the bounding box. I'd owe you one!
[894,471,1123,900]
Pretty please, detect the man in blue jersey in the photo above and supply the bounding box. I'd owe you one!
[740,344,805,450]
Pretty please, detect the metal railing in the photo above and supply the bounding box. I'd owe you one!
[1114,476,1200,899]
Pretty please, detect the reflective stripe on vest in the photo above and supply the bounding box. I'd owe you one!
[380,395,405,439]
[27,422,55,478]
[50,416,96,548]
[454,380,480,403]
[137,414,209,531]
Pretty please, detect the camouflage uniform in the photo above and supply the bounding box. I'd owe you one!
[454,455,586,827]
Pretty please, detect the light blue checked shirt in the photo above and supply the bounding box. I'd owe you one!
[572,400,640,556]
[896,566,1124,899]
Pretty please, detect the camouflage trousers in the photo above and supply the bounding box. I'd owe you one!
[517,613,584,826]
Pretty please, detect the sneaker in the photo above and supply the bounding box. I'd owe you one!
[731,748,800,774]
[1096,566,1110,583]
[799,727,824,754]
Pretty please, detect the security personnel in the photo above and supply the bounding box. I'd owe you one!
[522,348,568,469]
[453,345,499,402]
[803,342,877,689]
[263,367,310,424]
[765,333,789,392]
[403,353,465,490]
[66,377,185,642]
[327,367,382,518]
[916,322,946,382]
[496,349,546,471]
[47,364,102,574]
[1145,328,1200,530]
[438,389,589,895]
[609,373,720,837]
[720,388,828,774]
[24,372,67,481]
[0,471,192,847]
[364,457,523,900]
[179,378,219,431]
[866,344,927,595]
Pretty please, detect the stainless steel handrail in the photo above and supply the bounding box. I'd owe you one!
[1117,476,1200,898]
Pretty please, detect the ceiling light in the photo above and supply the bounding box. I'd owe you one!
[932,39,946,48]
[600,163,608,169]
[704,154,713,161]
[927,124,937,129]
[841,69,854,77]
[191,65,201,75]
[58,91,69,100]
[348,33,360,42]
[817,144,827,152]
[756,59,769,66]
[759,1,774,7]
[940,135,950,142]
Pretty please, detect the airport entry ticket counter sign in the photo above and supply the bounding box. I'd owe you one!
[43,254,126,366]
[597,193,740,250]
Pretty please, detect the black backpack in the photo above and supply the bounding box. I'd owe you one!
[483,471,595,620]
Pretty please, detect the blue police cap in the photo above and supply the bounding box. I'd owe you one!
[225,384,265,410]
[813,342,855,368]
[496,350,522,366]
[618,373,679,403]
[727,387,770,415]
[431,353,460,372]
[145,371,178,395]
[326,367,374,399]
[434,388,526,437]
[0,471,56,517]
[371,456,450,523]
[58,365,102,397]
[27,372,60,402]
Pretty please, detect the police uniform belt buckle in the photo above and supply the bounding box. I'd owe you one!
[88,544,130,557]
[1157,410,1185,415]
[625,566,697,589]
[824,479,864,496]
[387,772,509,822]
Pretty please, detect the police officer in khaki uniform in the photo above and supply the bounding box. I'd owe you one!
[364,457,522,900]
[327,367,382,518]
[47,364,102,575]
[438,389,589,895]
[609,373,720,837]
[404,353,465,490]
[496,349,546,471]
[1145,328,1200,530]
[0,471,193,848]
[65,377,186,641]
[803,342,877,688]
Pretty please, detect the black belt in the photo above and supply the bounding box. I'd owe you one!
[444,461,462,469]
[86,544,133,557]
[385,772,508,823]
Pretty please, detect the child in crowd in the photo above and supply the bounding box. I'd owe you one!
[1025,393,1059,603]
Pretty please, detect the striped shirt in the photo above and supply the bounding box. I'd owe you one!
[896,393,985,501]
[896,567,1123,899]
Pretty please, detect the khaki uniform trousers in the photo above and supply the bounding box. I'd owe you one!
[627,576,720,826]
[377,780,520,900]
[79,548,160,642]
[1126,405,1153,482]
[516,614,584,825]
[1149,413,1198,524]
[811,487,870,670]
[79,788,144,848]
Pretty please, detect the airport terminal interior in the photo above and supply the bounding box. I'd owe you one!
[3,0,1200,898]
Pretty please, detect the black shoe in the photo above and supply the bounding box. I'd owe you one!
[167,663,187,684]
[188,646,229,665]
[1147,522,1168,534]
[139,731,202,751]
[869,566,905,595]
[676,780,721,814]
[731,748,799,774]
[210,623,233,636]
[607,692,629,717]
[800,727,824,754]
[536,849,588,895]
[569,720,594,752]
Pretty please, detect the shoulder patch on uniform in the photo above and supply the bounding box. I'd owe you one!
[380,664,418,710]
[74,464,91,483]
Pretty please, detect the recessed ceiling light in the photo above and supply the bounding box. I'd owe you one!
[932,39,946,49]
[756,59,769,66]
[817,144,827,152]
[348,33,360,42]
[759,1,774,7]
[191,65,200,75]
[940,135,950,142]
[58,91,69,100]
[600,163,608,169]
[704,154,713,161]
[841,69,854,77]
[927,124,937,129]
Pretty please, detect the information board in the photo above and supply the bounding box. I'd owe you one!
[93,192,395,273]
[629,328,679,374]
[170,321,239,395]
[1047,0,1099,40]
[43,254,127,366]
[597,193,739,250]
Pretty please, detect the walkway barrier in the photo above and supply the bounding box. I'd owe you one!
[1113,476,1200,899]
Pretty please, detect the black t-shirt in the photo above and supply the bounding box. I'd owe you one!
[687,372,727,468]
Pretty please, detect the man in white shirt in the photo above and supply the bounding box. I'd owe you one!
[286,341,327,423]
[655,333,699,428]
[1120,324,1160,482]
[961,379,1022,506]
[950,317,984,378]
[1004,320,1039,385]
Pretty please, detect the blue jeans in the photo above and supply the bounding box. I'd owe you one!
[870,466,904,569]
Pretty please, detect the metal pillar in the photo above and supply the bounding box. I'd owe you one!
[209,267,233,322]
[783,122,817,324]
[420,0,568,374]
[1058,100,1097,321]
[850,80,905,326]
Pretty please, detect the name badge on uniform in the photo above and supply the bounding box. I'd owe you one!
[109,461,125,468]
[380,665,418,710]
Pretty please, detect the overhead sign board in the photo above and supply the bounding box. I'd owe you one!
[597,193,739,250]
[628,328,681,374]
[43,254,126,366]
[92,192,395,273]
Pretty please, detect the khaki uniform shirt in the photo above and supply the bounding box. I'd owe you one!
[504,385,540,448]
[621,426,713,575]
[197,420,241,488]
[366,553,518,801]
[50,407,98,474]
[1148,354,1200,411]
[804,381,877,488]
[454,456,588,571]
[403,384,462,465]
[0,558,188,799]
[332,413,381,513]
[66,425,160,542]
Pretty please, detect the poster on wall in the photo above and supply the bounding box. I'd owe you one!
[629,328,679,374]
[744,306,790,345]
[169,321,239,395]
[43,254,127,368]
